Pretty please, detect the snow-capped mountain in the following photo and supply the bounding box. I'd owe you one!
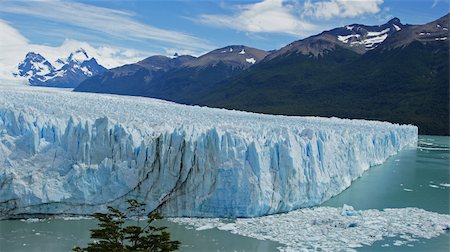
[379,13,448,49]
[14,48,107,88]
[197,14,449,136]
[266,17,406,59]
[330,17,406,51]
[14,52,55,78]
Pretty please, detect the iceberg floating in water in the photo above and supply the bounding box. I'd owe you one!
[170,205,450,251]
[0,85,417,217]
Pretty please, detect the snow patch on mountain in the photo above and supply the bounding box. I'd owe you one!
[367,28,390,37]
[333,19,405,50]
[337,34,361,43]
[0,85,417,217]
[363,34,389,48]
[245,58,256,64]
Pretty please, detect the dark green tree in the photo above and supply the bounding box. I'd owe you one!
[73,199,180,252]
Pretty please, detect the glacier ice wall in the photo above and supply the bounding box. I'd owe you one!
[0,86,418,217]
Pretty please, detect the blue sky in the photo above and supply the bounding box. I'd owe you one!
[0,0,448,71]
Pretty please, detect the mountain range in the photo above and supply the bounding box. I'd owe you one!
[14,49,106,88]
[197,14,449,135]
[74,45,269,102]
[18,14,449,135]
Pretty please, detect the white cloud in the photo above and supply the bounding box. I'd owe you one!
[0,0,213,53]
[196,0,320,37]
[195,0,385,36]
[302,0,384,20]
[0,20,149,82]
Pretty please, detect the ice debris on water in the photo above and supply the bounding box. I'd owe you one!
[341,204,360,216]
[171,205,450,251]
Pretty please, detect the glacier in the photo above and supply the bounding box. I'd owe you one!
[0,85,417,217]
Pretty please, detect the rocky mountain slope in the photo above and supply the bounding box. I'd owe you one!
[195,14,449,135]
[75,45,268,103]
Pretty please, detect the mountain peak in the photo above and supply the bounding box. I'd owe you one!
[15,52,54,78]
[67,48,91,62]
[24,52,47,62]
[183,45,268,68]
[266,18,407,59]
[387,17,401,25]
[15,49,106,88]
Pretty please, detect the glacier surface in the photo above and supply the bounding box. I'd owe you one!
[0,85,417,217]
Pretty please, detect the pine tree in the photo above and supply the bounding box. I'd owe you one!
[73,199,180,252]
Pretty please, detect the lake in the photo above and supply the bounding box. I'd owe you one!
[0,135,448,251]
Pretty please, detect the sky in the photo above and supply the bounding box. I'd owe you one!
[0,0,448,79]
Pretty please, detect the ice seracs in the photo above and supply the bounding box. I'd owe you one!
[0,85,417,218]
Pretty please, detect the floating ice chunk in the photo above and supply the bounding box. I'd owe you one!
[20,218,43,223]
[429,184,440,189]
[218,223,236,231]
[58,216,94,221]
[439,183,450,188]
[341,204,359,216]
[403,188,413,192]
[196,224,216,231]
[393,240,405,246]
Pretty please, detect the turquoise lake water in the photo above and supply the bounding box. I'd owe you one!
[0,135,448,251]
